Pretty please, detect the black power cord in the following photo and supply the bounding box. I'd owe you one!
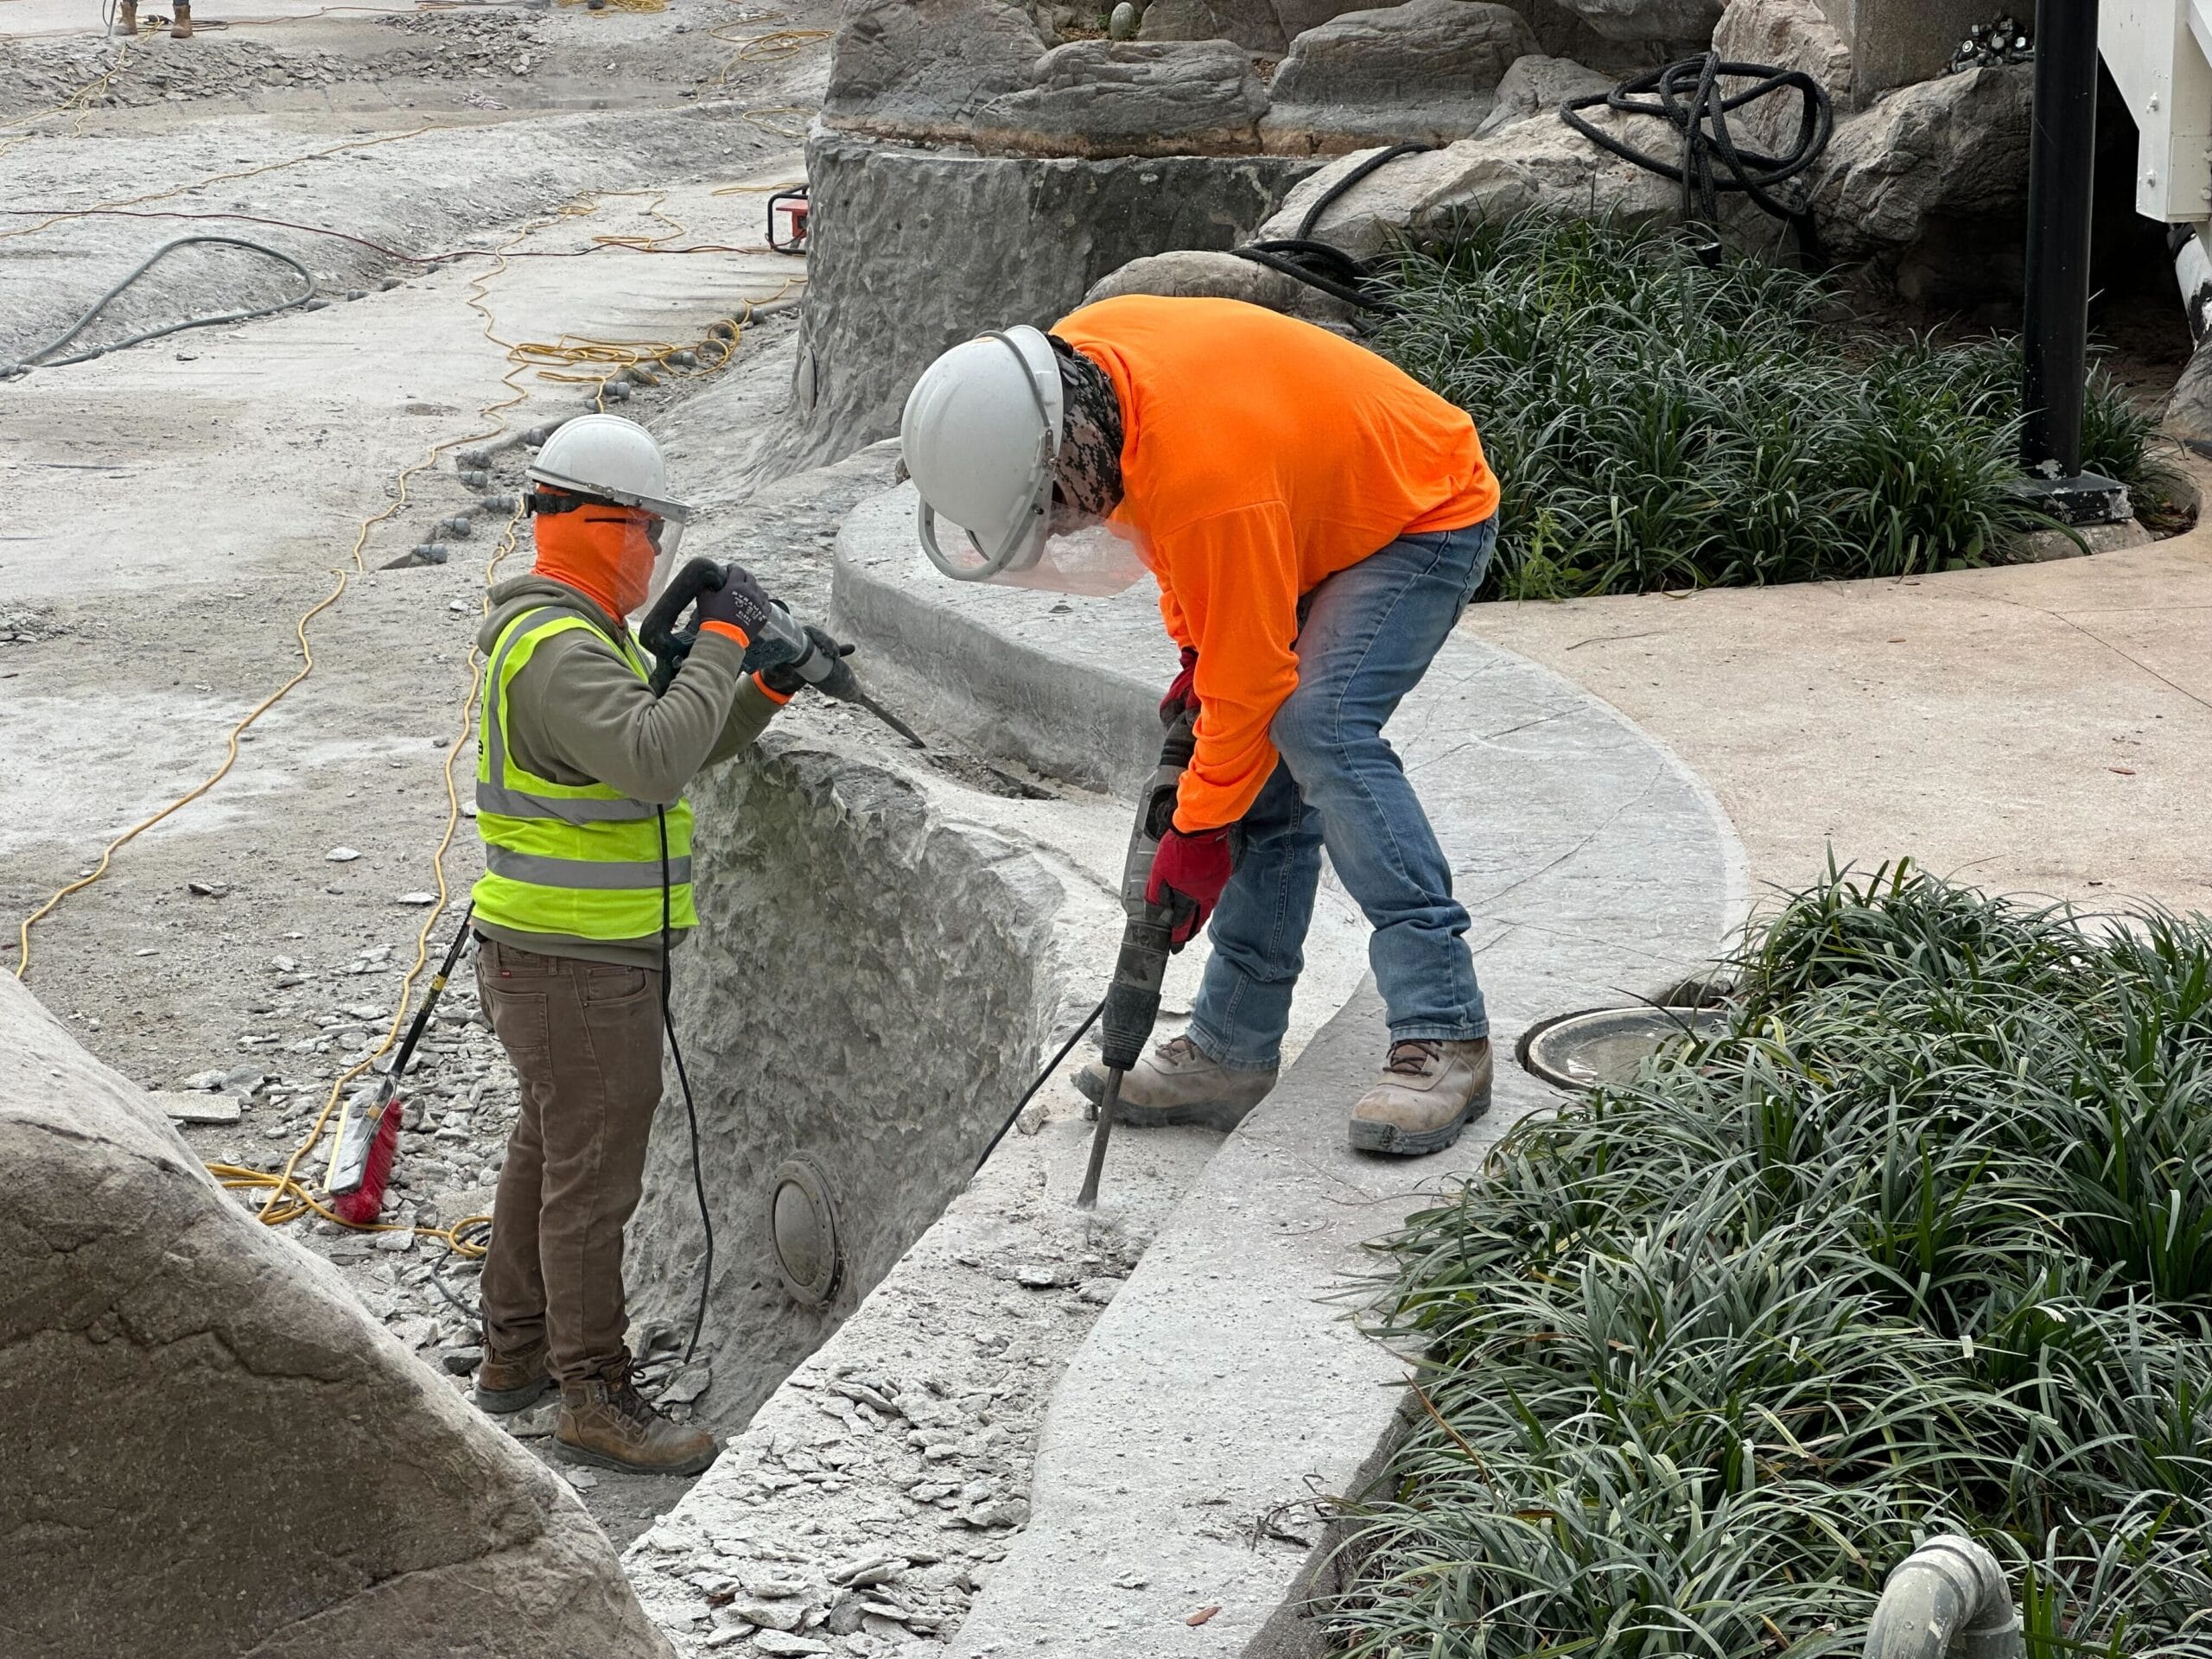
[658,804,715,1370]
[972,996,1108,1178]
[1560,54,1834,264]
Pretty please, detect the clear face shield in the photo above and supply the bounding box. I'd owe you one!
[914,334,1147,599]
[642,512,686,607]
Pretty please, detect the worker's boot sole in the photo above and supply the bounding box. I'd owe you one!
[1072,1065,1268,1132]
[474,1374,556,1414]
[551,1435,719,1478]
[1346,1084,1493,1156]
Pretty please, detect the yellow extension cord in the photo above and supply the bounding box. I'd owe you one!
[13,181,788,1252]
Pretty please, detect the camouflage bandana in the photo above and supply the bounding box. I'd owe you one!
[1047,336,1124,534]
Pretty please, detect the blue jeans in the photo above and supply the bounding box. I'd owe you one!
[1186,517,1497,1071]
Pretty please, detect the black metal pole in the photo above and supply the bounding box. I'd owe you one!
[2020,0,2101,474]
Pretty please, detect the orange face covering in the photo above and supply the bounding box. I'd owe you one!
[533,506,658,620]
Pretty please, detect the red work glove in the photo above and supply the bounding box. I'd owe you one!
[1158,646,1198,727]
[1146,824,1234,948]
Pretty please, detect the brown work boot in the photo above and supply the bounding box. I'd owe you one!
[555,1359,719,1477]
[1347,1039,1492,1155]
[1074,1034,1277,1131]
[474,1338,554,1414]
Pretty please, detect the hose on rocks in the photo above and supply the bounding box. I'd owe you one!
[1,233,315,378]
[1560,54,1834,263]
[1227,141,1433,314]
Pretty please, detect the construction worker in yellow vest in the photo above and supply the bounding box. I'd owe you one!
[467,414,796,1477]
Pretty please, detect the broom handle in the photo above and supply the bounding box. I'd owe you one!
[388,903,475,1087]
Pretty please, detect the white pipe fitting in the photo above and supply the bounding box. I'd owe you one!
[1863,1535,2023,1659]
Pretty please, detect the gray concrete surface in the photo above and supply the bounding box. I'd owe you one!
[1465,501,2212,918]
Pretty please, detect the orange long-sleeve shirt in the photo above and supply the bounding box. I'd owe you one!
[1053,295,1500,831]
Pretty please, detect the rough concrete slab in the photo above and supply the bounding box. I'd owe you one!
[1465,519,2212,917]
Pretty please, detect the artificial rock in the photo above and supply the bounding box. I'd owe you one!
[0,975,673,1659]
[1256,112,1677,260]
[1262,0,1541,154]
[1710,0,1854,154]
[787,128,1311,467]
[626,740,1078,1429]
[1082,247,1357,326]
[1544,0,1725,43]
[1810,63,2032,286]
[1476,51,1618,134]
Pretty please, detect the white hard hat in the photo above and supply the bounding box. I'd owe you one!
[901,326,1063,582]
[528,413,691,523]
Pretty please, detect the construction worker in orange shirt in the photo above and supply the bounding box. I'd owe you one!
[900,296,1502,1154]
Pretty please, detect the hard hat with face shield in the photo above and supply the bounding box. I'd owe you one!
[901,327,1148,596]
[525,414,690,606]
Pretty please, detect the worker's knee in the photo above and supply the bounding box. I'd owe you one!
[1269,683,1338,775]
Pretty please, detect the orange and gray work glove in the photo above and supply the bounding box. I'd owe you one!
[1147,823,1234,947]
[695,563,778,651]
[1159,645,1198,726]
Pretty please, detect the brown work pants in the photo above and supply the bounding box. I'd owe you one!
[474,936,664,1384]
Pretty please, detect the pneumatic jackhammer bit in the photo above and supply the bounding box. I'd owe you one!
[1076,707,1198,1210]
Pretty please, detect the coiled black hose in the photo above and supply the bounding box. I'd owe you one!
[1560,54,1833,262]
[1228,141,1433,314]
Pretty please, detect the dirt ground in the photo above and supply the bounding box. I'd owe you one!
[1,0,842,1547]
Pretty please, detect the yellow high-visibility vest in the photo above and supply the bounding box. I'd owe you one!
[471,609,696,940]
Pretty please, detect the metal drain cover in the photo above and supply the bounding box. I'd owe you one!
[1517,1006,1728,1091]
[768,1157,842,1306]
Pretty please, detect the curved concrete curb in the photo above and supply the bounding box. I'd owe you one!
[832,486,1747,1655]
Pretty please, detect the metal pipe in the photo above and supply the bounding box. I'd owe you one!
[2019,0,2101,474]
[1863,1535,2024,1659]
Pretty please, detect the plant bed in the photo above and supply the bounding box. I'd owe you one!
[1332,862,2212,1656]
[1366,216,2176,601]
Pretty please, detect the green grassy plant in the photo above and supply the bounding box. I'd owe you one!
[1332,861,2212,1657]
[1365,217,2165,600]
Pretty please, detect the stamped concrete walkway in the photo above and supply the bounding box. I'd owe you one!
[1466,509,2212,918]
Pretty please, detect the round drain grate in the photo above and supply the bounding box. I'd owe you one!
[768,1156,842,1307]
[1517,1006,1729,1091]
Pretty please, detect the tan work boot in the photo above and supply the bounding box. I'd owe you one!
[555,1359,718,1477]
[1348,1039,1492,1155]
[474,1338,553,1414]
[1075,1033,1277,1131]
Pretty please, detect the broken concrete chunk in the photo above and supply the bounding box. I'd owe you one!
[394,891,439,906]
[1077,1276,1126,1306]
[829,1554,909,1588]
[186,880,229,898]
[325,846,361,862]
[750,1634,832,1657]
[151,1090,244,1126]
[728,1599,806,1632]
[1013,1263,1064,1289]
[658,1362,713,1405]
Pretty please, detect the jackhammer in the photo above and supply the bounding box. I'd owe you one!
[1075,707,1198,1209]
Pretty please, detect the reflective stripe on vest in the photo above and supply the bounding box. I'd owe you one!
[470,607,698,941]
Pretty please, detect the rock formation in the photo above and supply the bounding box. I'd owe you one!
[0,976,674,1659]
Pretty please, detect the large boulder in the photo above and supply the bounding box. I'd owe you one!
[1811,63,2031,292]
[1262,0,1542,154]
[1255,113,1677,259]
[1474,50,1616,135]
[0,976,674,1659]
